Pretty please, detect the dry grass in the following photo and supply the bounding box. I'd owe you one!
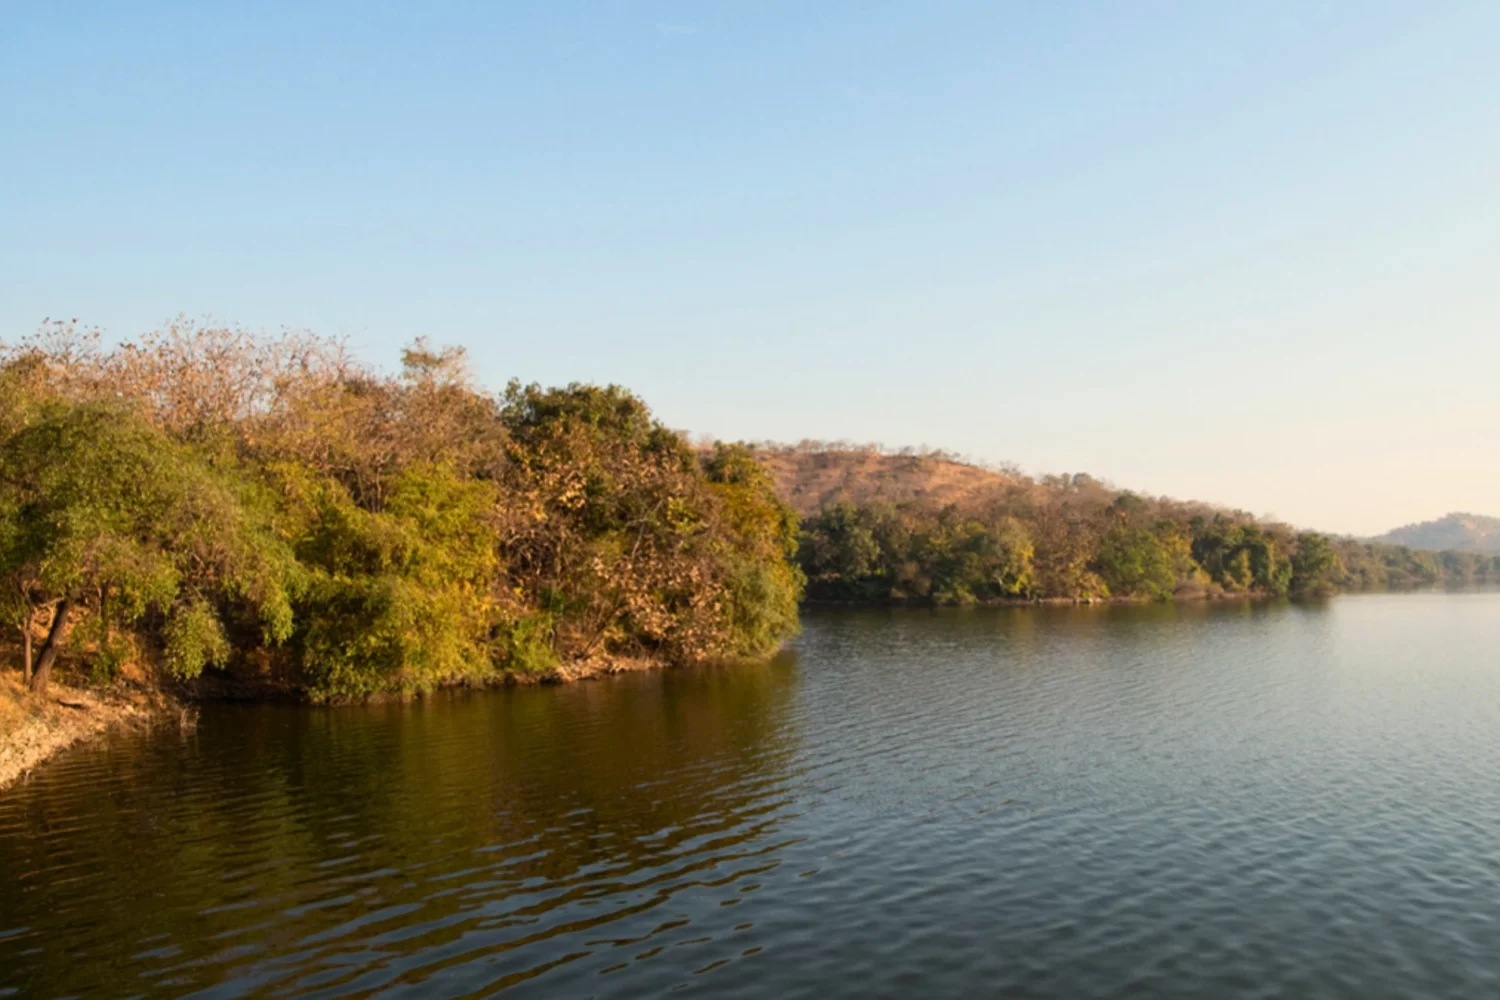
[0,671,39,739]
[753,448,1019,515]
[0,666,170,790]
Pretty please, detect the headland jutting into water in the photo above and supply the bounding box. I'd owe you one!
[3,324,1497,782]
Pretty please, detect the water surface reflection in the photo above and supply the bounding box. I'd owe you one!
[2,658,802,996]
[6,595,1500,997]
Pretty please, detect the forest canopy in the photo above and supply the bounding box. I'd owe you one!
[0,322,803,700]
[794,470,1500,605]
[3,322,1491,700]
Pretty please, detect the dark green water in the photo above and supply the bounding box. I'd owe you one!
[5,593,1500,997]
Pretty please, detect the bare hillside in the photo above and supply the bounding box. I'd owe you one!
[753,447,1019,515]
[1374,513,1500,553]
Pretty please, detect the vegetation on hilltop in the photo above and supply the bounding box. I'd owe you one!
[2,321,1492,703]
[1375,513,1500,554]
[752,442,1022,514]
[0,322,803,700]
[789,458,1500,605]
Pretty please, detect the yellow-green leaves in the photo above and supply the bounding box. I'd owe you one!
[0,331,807,698]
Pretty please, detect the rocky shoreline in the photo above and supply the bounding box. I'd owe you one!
[0,653,676,786]
[0,675,178,792]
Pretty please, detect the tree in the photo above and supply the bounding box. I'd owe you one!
[799,502,882,597]
[497,383,802,667]
[288,463,502,699]
[0,401,295,693]
[1291,532,1342,598]
[0,331,808,699]
[1093,526,1177,600]
[702,443,804,656]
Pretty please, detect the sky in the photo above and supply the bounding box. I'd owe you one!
[3,1,1497,536]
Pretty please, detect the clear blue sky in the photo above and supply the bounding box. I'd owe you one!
[4,2,1497,535]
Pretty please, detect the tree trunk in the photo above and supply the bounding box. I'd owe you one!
[30,597,75,696]
[21,623,32,686]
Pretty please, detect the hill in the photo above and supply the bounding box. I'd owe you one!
[751,444,1021,515]
[1374,513,1500,553]
[754,443,1500,604]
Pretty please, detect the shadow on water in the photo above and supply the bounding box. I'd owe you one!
[0,656,802,997]
[7,594,1500,998]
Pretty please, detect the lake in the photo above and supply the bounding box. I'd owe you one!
[5,593,1500,997]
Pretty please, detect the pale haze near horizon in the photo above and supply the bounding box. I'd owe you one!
[3,2,1496,537]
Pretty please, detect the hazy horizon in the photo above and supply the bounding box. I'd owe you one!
[5,2,1496,536]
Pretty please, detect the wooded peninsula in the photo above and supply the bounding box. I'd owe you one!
[3,323,1496,704]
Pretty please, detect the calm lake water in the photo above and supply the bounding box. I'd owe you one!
[5,593,1500,997]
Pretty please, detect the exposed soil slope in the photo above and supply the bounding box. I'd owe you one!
[0,673,170,791]
[754,448,1019,515]
[1375,513,1500,553]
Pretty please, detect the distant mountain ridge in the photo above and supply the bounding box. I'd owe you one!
[1374,513,1500,553]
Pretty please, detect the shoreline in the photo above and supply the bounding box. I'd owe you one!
[188,652,676,704]
[0,675,179,792]
[0,585,1478,786]
[799,591,1270,609]
[0,657,671,786]
[503,653,669,685]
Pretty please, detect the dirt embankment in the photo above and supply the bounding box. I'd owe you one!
[752,447,1019,516]
[189,651,674,703]
[0,673,175,791]
[503,654,668,685]
[0,653,680,774]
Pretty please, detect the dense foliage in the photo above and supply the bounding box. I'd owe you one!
[0,323,803,699]
[799,473,1500,605]
[3,322,1493,698]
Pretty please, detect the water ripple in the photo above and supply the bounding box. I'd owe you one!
[6,596,1500,995]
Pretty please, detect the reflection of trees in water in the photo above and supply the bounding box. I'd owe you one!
[390,654,805,877]
[0,656,800,998]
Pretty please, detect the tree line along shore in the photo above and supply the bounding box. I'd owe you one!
[3,323,1496,706]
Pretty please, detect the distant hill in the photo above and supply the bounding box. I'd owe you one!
[752,446,1020,515]
[746,443,1500,602]
[1374,513,1500,553]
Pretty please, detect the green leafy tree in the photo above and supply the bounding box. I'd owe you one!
[0,401,295,693]
[1291,532,1342,598]
[702,443,805,656]
[1093,526,1177,600]
[288,463,501,700]
[498,384,802,668]
[799,502,882,599]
